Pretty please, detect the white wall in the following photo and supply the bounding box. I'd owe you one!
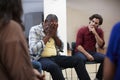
[44,0,67,55]
[67,0,120,47]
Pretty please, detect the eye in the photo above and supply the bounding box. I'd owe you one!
[92,20,99,25]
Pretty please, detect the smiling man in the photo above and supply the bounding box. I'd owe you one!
[75,14,105,80]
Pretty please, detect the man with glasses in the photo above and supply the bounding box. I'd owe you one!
[75,14,105,80]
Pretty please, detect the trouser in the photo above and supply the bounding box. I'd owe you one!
[32,60,42,73]
[38,55,90,80]
[75,51,105,80]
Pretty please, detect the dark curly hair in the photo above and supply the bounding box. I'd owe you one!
[89,14,103,25]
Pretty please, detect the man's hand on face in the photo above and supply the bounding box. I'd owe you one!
[50,22,58,37]
[44,20,58,38]
[88,25,97,35]
[46,21,58,37]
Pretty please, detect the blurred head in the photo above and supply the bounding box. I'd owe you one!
[43,14,58,31]
[0,0,24,30]
[45,14,58,23]
[89,14,103,28]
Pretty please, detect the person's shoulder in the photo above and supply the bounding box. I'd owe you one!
[113,22,120,30]
[97,27,103,30]
[30,23,42,31]
[97,26,104,32]
[1,20,24,43]
[115,21,120,26]
[78,25,88,31]
[31,25,39,29]
[8,20,22,31]
[77,26,88,34]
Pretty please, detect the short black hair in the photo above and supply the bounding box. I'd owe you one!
[89,14,103,25]
[45,14,58,22]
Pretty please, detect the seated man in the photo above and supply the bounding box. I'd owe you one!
[75,14,105,80]
[29,14,90,80]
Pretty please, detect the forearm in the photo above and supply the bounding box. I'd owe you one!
[43,35,51,44]
[53,36,62,48]
[95,33,104,47]
[29,30,45,55]
[77,45,89,57]
[29,40,44,55]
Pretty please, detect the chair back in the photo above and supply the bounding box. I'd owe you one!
[71,42,76,55]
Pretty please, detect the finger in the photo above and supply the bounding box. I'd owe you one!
[37,74,45,80]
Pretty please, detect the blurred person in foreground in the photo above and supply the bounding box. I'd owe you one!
[104,22,120,80]
[0,0,44,80]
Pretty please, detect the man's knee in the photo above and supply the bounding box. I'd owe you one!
[47,63,60,72]
[74,54,87,62]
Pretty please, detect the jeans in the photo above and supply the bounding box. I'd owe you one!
[38,55,90,80]
[32,60,42,73]
[75,51,105,80]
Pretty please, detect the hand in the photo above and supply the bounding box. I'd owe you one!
[44,21,58,37]
[48,22,58,37]
[89,26,97,35]
[86,54,94,61]
[33,69,45,80]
